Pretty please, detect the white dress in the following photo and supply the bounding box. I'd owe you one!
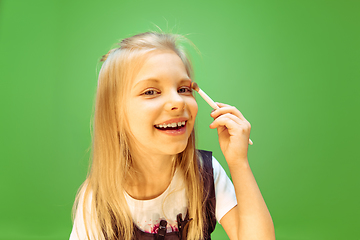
[70,156,237,239]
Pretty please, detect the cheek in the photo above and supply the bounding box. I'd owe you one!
[124,101,146,135]
[188,98,198,118]
[126,99,161,127]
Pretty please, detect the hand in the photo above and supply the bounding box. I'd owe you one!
[209,103,251,165]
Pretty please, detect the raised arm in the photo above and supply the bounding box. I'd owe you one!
[209,103,275,240]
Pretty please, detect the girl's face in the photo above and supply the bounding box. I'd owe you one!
[125,51,198,159]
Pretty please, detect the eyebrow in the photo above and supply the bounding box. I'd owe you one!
[180,79,192,85]
[132,79,159,91]
[133,78,191,88]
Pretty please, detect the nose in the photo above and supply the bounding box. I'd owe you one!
[164,90,185,112]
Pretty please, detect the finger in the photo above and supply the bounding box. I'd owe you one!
[210,113,251,131]
[210,113,249,130]
[215,102,231,107]
[211,104,246,120]
[210,116,237,131]
[210,113,238,127]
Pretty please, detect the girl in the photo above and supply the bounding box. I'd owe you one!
[70,32,275,240]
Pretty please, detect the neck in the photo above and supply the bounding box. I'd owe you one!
[125,149,177,200]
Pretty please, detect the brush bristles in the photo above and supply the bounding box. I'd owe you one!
[191,82,200,92]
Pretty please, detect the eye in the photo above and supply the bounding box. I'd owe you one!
[142,89,160,96]
[178,86,192,94]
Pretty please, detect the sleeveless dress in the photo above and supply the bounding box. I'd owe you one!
[131,150,216,240]
[70,150,238,240]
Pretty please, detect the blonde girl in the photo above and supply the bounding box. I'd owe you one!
[70,32,275,240]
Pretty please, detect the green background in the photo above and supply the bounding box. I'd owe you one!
[1,0,359,239]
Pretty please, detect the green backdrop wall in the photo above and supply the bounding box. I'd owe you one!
[0,0,359,239]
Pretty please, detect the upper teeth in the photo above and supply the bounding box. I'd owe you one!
[156,121,186,128]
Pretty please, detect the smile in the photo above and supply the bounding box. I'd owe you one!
[154,121,186,130]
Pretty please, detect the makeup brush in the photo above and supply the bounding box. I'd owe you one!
[191,82,253,145]
[191,82,219,110]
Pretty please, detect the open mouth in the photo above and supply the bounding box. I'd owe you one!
[154,121,187,130]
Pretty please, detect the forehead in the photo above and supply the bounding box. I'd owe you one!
[131,50,189,86]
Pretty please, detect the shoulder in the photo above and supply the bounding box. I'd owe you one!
[196,150,227,177]
[209,155,238,223]
[197,149,213,168]
[70,187,98,240]
[211,155,222,178]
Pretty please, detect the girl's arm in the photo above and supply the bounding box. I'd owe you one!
[209,103,275,240]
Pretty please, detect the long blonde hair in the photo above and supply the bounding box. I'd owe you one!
[72,32,206,240]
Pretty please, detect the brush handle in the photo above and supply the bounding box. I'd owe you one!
[198,89,253,145]
[198,89,219,109]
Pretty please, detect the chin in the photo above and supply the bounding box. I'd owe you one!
[164,142,188,156]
